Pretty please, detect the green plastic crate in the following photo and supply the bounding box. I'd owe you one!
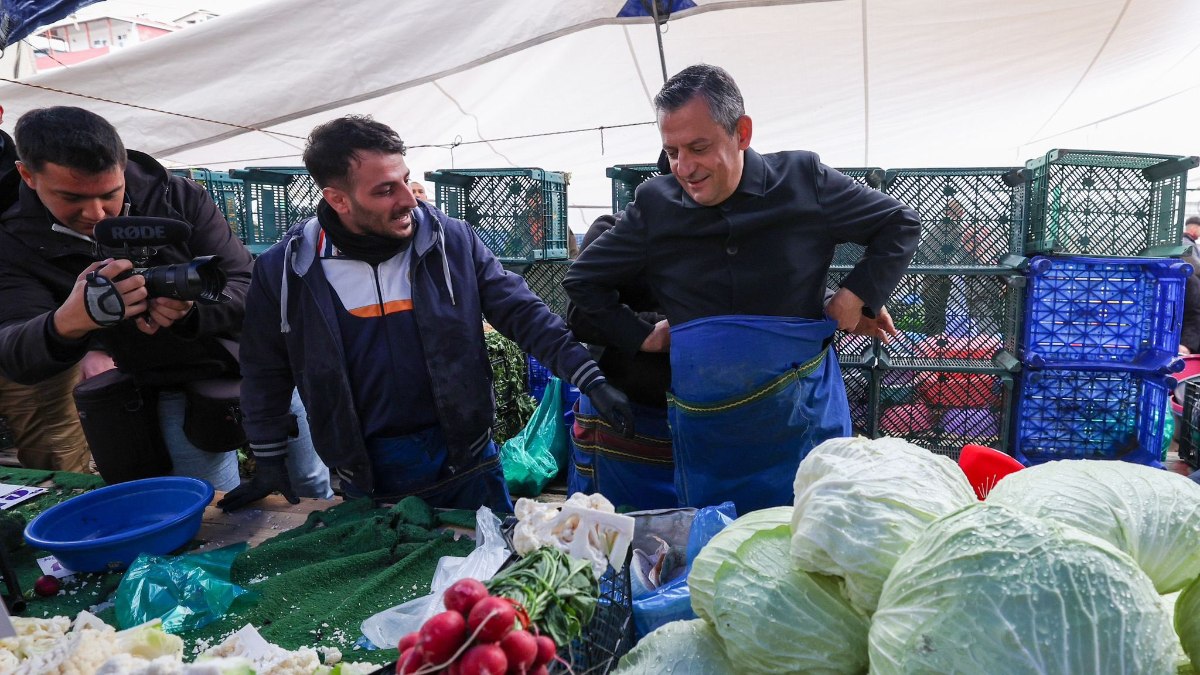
[607,163,661,213]
[1024,149,1198,257]
[425,168,569,264]
[882,167,1028,270]
[520,259,572,318]
[228,168,322,255]
[169,168,248,244]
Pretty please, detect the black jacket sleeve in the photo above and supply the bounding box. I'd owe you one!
[1182,273,1200,354]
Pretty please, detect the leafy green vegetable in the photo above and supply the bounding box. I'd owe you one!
[710,527,869,675]
[790,436,976,614]
[1179,574,1200,673]
[612,619,736,675]
[688,506,791,625]
[870,503,1176,675]
[485,546,598,646]
[986,459,1200,593]
[485,329,537,444]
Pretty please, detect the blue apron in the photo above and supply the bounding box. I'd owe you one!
[345,426,513,512]
[569,395,677,510]
[667,315,851,512]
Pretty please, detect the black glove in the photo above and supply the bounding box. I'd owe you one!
[587,381,636,438]
[216,454,298,512]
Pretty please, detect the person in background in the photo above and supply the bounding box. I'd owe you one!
[0,107,330,495]
[567,209,676,510]
[564,64,919,512]
[408,180,427,201]
[0,105,15,173]
[220,115,634,512]
[1184,216,1200,259]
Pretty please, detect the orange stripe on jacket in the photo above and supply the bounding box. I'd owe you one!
[348,299,414,318]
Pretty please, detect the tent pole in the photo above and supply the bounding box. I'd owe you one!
[650,0,668,83]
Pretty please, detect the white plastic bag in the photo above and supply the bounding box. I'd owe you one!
[360,506,510,649]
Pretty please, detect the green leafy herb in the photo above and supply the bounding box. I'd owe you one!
[485,546,599,646]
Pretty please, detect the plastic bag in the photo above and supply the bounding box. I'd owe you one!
[360,506,510,649]
[501,376,568,496]
[630,501,738,638]
[116,543,254,633]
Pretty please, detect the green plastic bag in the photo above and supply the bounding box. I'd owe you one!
[116,543,255,633]
[501,377,568,496]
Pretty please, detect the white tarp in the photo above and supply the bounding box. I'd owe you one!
[2,0,1199,229]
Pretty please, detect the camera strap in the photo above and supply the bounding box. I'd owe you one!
[83,270,125,327]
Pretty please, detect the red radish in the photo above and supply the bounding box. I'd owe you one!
[397,647,424,675]
[532,635,557,667]
[33,575,61,597]
[447,661,462,675]
[419,610,469,664]
[499,629,538,673]
[459,644,508,675]
[444,577,490,615]
[468,595,517,643]
[398,631,420,653]
[528,666,549,675]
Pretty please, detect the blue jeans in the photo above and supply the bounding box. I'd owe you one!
[158,388,333,498]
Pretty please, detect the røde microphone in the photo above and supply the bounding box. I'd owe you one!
[94,216,190,249]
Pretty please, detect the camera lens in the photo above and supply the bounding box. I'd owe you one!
[139,255,228,303]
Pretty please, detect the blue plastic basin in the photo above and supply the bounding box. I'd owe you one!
[24,476,214,573]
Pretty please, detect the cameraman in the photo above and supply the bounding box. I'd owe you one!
[0,107,329,497]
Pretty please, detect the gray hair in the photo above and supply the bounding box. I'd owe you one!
[653,64,745,135]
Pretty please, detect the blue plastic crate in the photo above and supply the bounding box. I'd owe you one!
[1021,256,1190,372]
[1013,368,1172,467]
[527,355,553,401]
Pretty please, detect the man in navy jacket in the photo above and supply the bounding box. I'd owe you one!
[219,116,633,512]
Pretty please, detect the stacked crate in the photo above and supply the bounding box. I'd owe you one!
[228,167,323,255]
[170,168,249,247]
[1011,150,1198,467]
[424,168,570,265]
[831,167,1028,458]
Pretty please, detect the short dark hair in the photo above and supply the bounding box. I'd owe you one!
[14,107,126,174]
[1187,216,1200,227]
[653,64,745,135]
[303,115,407,188]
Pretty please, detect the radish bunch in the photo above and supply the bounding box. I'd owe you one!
[397,578,560,675]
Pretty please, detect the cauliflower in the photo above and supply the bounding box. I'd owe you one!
[13,625,119,675]
[95,653,185,674]
[201,625,322,675]
[0,614,73,660]
[512,492,635,578]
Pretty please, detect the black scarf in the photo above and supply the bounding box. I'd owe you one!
[316,200,411,265]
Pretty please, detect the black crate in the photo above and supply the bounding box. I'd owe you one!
[426,168,569,264]
[520,260,572,318]
[550,562,635,675]
[1181,381,1200,469]
[607,164,661,213]
[829,167,886,268]
[1024,149,1198,257]
[874,365,1015,458]
[885,272,1022,368]
[229,167,322,255]
[841,364,877,437]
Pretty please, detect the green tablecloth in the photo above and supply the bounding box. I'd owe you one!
[2,469,477,664]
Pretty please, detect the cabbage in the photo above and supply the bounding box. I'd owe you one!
[1180,574,1200,673]
[709,527,868,675]
[688,506,792,624]
[986,459,1200,593]
[790,436,976,612]
[1161,592,1197,675]
[870,503,1176,675]
[611,619,736,675]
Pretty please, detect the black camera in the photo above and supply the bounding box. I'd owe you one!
[93,216,230,304]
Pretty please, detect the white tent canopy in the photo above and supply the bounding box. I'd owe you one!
[3,0,1199,230]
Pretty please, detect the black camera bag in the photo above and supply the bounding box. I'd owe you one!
[73,369,171,484]
[182,377,246,453]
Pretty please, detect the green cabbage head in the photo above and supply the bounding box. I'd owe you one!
[710,526,869,674]
[1179,574,1200,673]
[612,619,736,675]
[986,459,1200,593]
[790,436,976,613]
[688,506,792,625]
[871,503,1176,675]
